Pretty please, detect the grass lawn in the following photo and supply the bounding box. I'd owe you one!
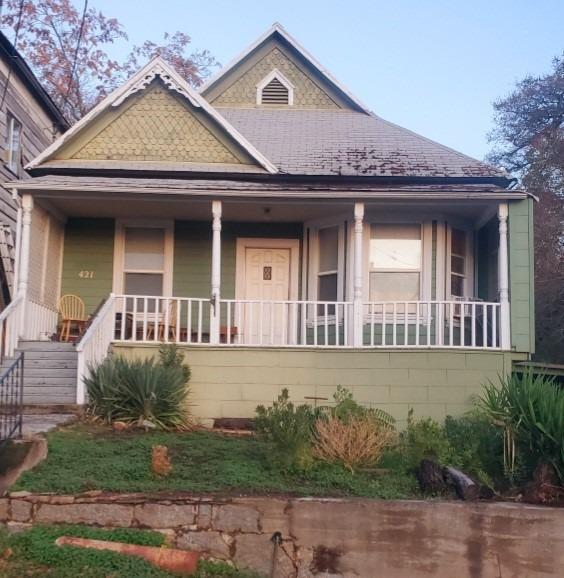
[14,424,419,498]
[0,525,262,577]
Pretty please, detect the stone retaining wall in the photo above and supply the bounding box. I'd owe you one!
[1,492,562,577]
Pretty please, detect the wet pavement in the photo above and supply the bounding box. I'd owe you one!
[22,413,77,436]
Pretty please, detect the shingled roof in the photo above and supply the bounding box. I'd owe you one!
[218,108,504,179]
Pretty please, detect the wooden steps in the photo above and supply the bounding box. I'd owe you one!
[1,341,78,405]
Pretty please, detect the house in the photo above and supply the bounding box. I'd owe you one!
[0,31,68,309]
[4,24,534,422]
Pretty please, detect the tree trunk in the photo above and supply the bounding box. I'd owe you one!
[417,459,448,495]
[443,466,479,501]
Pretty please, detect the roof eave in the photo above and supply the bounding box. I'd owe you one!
[0,31,69,131]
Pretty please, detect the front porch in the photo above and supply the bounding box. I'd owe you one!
[0,184,531,408]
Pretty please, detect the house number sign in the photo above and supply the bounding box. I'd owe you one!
[263,266,272,280]
[78,270,95,279]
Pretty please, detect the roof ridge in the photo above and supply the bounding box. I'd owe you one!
[199,23,372,114]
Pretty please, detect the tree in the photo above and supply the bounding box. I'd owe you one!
[0,0,217,122]
[489,55,564,362]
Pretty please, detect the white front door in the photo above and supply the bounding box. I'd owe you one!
[243,247,291,344]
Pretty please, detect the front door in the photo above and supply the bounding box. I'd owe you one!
[243,247,291,344]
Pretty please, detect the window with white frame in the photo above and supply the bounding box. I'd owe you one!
[450,228,467,298]
[369,224,422,301]
[6,113,22,174]
[317,226,339,312]
[123,227,166,296]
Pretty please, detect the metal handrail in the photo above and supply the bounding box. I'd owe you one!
[0,351,24,445]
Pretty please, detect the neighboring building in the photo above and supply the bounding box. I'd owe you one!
[0,31,68,308]
[5,24,534,419]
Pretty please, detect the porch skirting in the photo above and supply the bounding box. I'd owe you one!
[112,345,525,425]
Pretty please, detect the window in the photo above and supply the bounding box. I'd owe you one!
[123,227,165,296]
[6,114,22,174]
[256,69,294,106]
[369,224,422,301]
[450,228,467,298]
[317,226,339,304]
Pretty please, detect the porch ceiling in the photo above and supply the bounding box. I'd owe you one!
[12,175,521,223]
[34,194,499,224]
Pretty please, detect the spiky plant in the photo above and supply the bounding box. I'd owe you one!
[480,372,564,482]
[85,354,192,430]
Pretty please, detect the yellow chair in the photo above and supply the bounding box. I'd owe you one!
[58,294,88,342]
[147,299,178,342]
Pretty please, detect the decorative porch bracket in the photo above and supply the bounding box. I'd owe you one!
[210,200,222,344]
[498,203,511,350]
[353,202,364,347]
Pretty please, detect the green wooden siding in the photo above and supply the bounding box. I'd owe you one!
[509,199,535,354]
[173,221,303,299]
[476,217,498,302]
[60,218,115,314]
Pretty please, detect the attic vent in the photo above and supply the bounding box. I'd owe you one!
[261,78,289,104]
[256,69,294,106]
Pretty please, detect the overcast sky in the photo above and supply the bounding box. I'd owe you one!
[92,0,563,162]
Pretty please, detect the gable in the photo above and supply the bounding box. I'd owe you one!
[28,57,277,174]
[60,80,243,165]
[209,41,342,109]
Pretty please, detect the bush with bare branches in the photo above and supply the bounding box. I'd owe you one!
[313,416,396,473]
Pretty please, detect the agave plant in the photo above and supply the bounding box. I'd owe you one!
[85,348,192,430]
[480,372,564,482]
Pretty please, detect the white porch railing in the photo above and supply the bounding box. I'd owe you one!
[363,300,500,349]
[76,294,116,405]
[23,298,59,341]
[113,295,211,344]
[0,294,24,362]
[220,299,353,347]
[108,296,501,350]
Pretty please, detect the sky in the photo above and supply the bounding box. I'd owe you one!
[91,0,563,162]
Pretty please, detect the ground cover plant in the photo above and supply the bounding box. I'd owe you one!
[0,525,262,577]
[14,424,418,499]
[15,378,560,502]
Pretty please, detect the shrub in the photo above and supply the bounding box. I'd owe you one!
[401,408,529,488]
[443,414,504,487]
[313,415,396,473]
[159,343,191,383]
[480,372,564,482]
[401,409,452,470]
[331,385,396,429]
[255,388,321,470]
[85,348,192,430]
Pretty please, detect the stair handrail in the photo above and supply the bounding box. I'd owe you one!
[0,351,24,445]
[75,293,116,405]
[0,293,24,363]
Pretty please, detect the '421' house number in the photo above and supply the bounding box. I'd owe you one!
[78,270,94,279]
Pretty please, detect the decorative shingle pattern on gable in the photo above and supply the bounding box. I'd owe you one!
[211,48,340,109]
[72,83,241,164]
[220,108,503,178]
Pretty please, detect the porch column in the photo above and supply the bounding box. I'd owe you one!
[353,202,364,347]
[18,194,33,337]
[498,203,511,350]
[210,200,222,344]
